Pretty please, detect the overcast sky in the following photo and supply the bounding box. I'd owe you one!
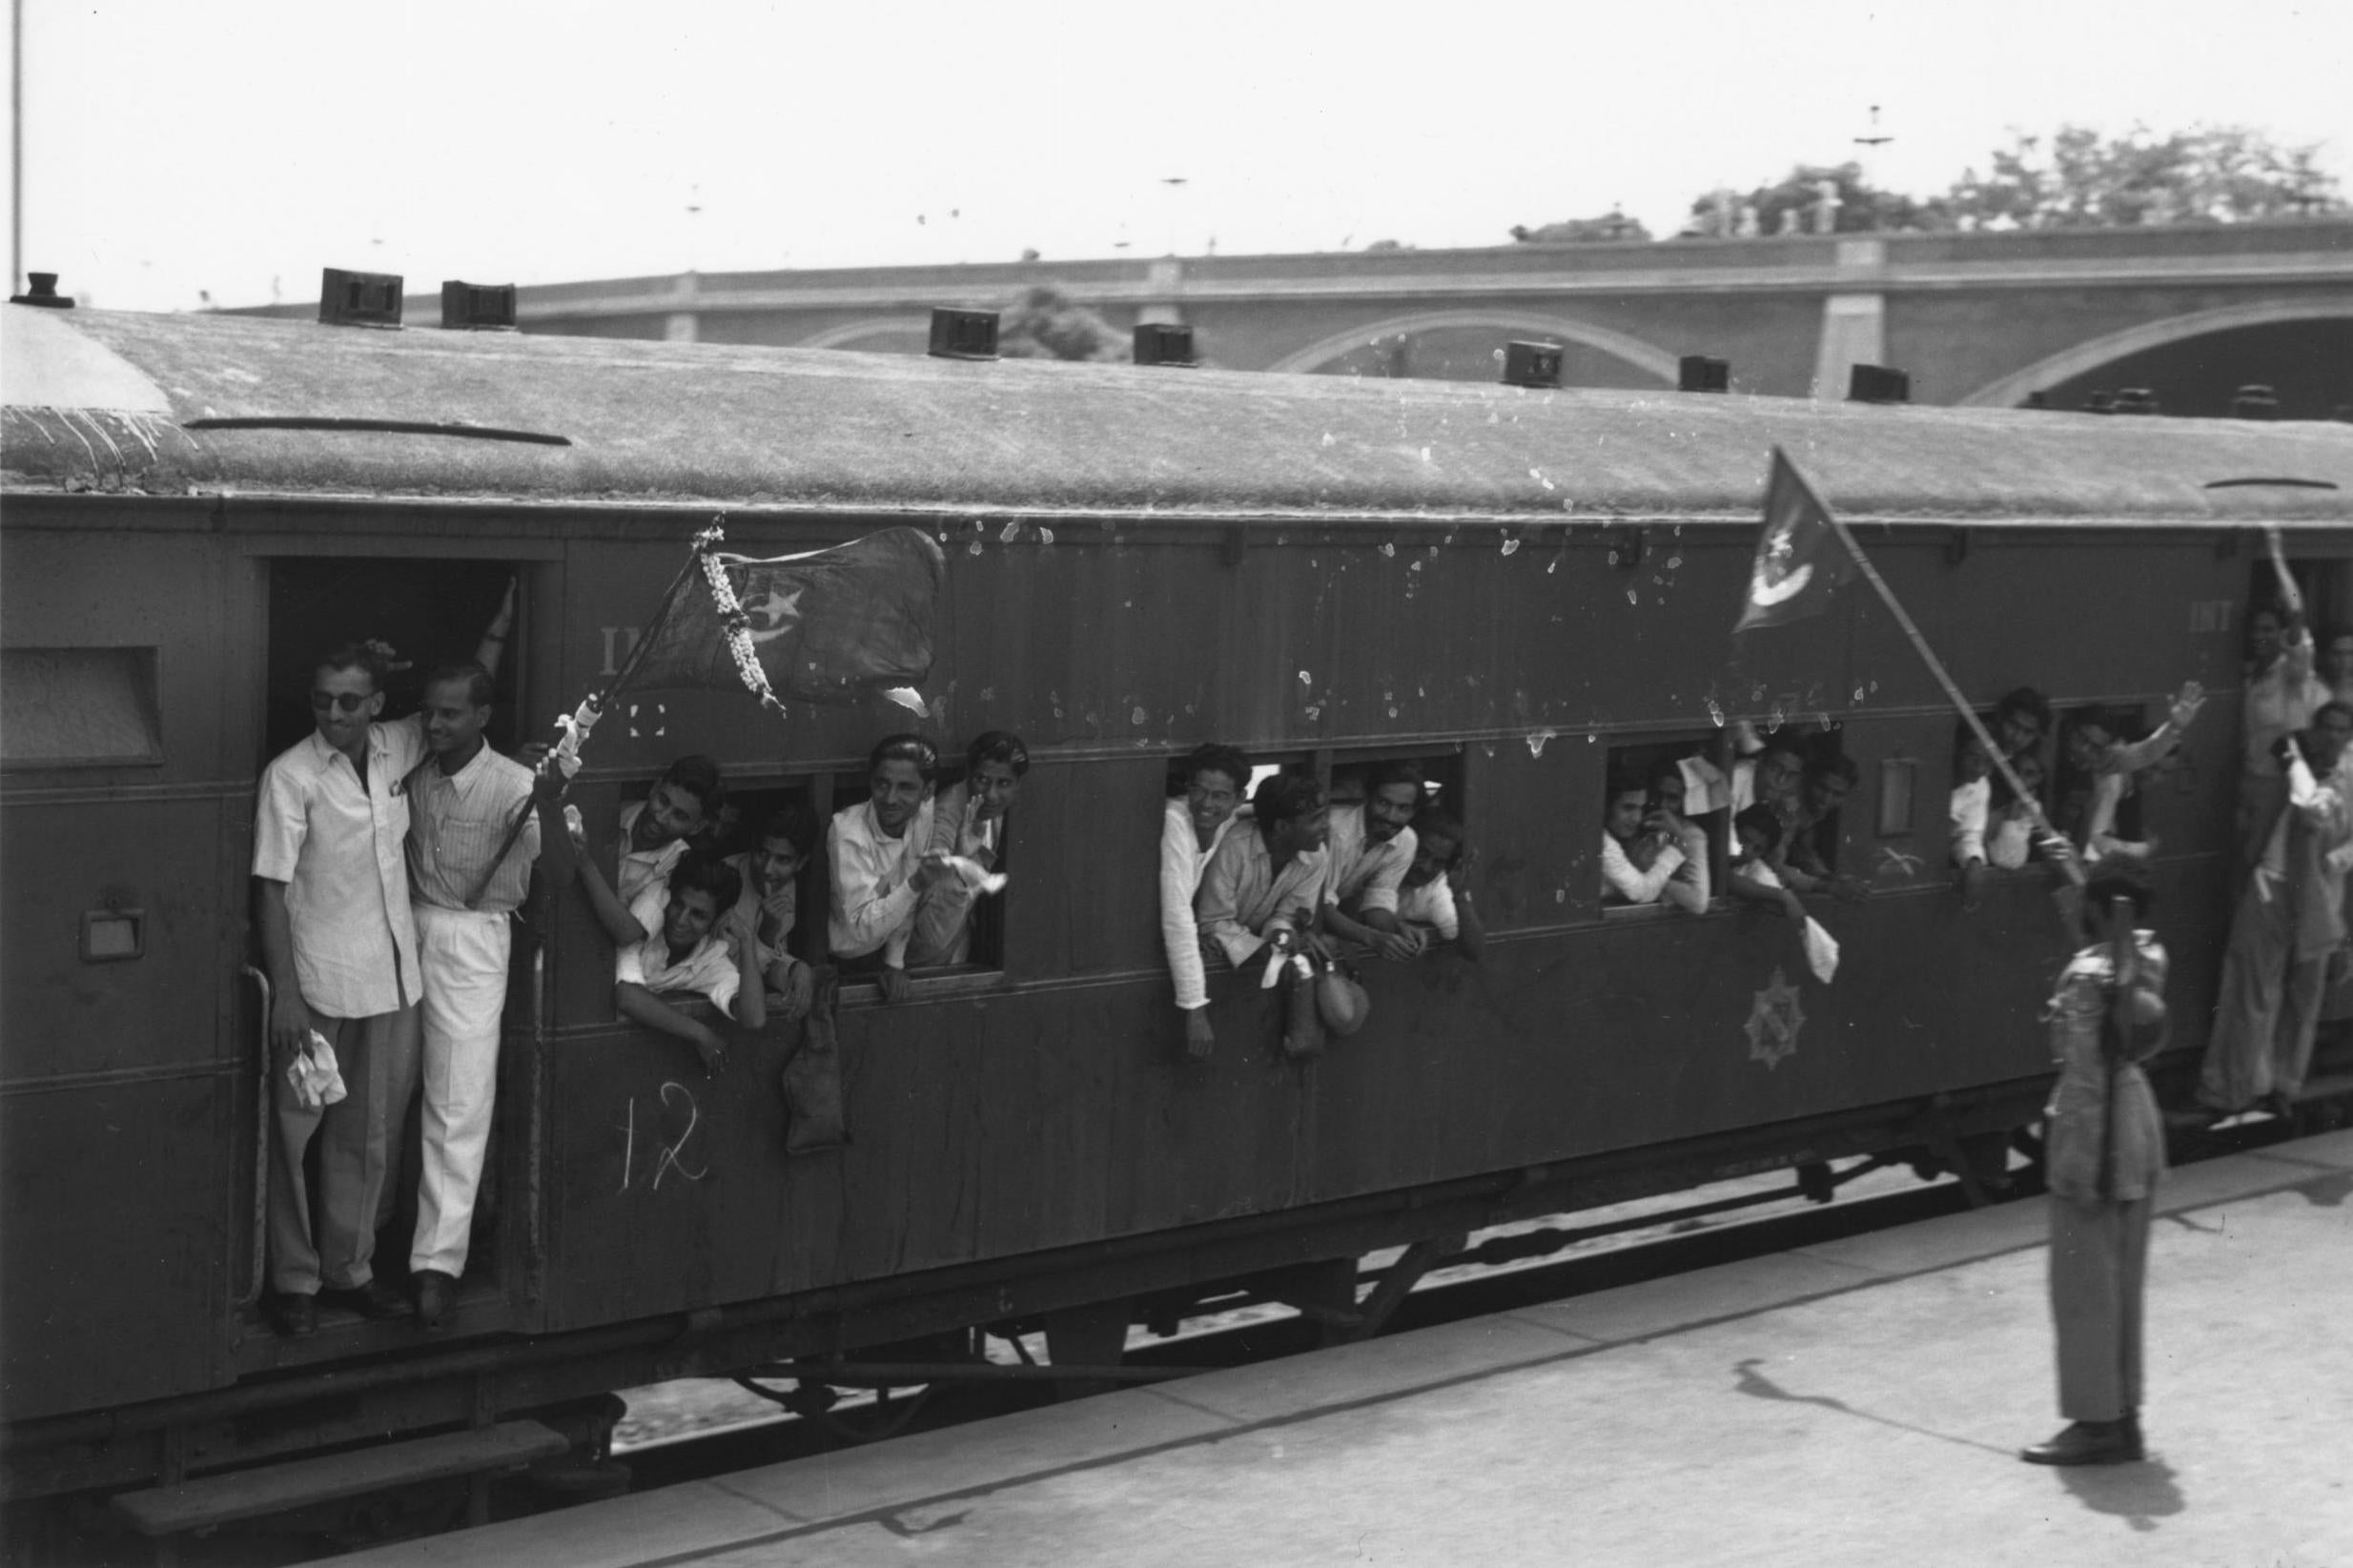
[7,0,2349,313]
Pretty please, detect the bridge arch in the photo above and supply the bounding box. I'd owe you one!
[1264,310,1681,383]
[797,316,932,351]
[1960,300,2353,409]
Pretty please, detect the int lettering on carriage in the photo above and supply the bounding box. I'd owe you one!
[599,625,645,677]
[2186,600,2236,635]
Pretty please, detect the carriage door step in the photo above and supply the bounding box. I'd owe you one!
[110,1419,567,1537]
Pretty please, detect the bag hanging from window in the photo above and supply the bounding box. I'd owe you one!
[1278,951,1327,1060]
[1313,956,1372,1037]
[781,965,849,1153]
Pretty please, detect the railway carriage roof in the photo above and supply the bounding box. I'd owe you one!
[6,303,2351,526]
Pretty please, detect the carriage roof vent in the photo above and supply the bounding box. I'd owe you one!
[10,272,73,308]
[929,307,999,360]
[1678,355,1729,394]
[1134,322,1197,367]
[1847,363,1910,404]
[320,268,404,329]
[440,280,518,331]
[1501,340,1563,389]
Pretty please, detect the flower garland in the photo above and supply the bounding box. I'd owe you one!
[694,519,788,718]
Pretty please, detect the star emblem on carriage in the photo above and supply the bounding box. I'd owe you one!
[1744,967,1806,1069]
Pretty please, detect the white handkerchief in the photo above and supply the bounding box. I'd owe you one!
[1678,755,1730,816]
[286,1029,349,1111]
[942,855,1008,894]
[1802,918,1840,985]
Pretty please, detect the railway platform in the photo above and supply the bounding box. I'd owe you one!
[347,1130,2353,1568]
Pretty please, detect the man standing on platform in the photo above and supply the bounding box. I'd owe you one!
[403,661,561,1330]
[2022,856,2168,1467]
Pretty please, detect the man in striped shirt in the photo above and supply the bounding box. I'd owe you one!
[403,662,560,1329]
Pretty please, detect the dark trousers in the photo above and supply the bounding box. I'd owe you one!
[2048,1192,2151,1423]
[269,1005,421,1295]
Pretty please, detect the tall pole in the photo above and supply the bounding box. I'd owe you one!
[11,0,24,293]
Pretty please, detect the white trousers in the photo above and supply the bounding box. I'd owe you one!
[410,905,511,1277]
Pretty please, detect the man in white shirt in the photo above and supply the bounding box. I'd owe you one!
[829,734,950,1002]
[1600,777,1708,911]
[572,755,725,948]
[908,731,1028,967]
[616,853,763,1071]
[724,803,819,1020]
[402,661,557,1329]
[2057,684,2205,863]
[1197,772,1333,1059]
[253,643,426,1335]
[1160,743,1250,1055]
[1197,773,1331,968]
[1321,762,1423,961]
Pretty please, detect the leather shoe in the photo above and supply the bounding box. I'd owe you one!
[414,1269,457,1331]
[321,1278,414,1321]
[2020,1419,2140,1466]
[268,1293,318,1338]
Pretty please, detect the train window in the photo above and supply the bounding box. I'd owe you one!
[2053,703,2157,850]
[1876,758,1918,837]
[1786,732,1855,878]
[1601,734,1727,914]
[907,749,1013,976]
[1263,745,1466,957]
[697,780,824,968]
[0,647,163,768]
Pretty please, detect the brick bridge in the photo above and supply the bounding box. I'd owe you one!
[501,222,2352,417]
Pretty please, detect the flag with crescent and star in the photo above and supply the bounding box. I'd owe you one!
[625,526,947,704]
[1733,448,1855,633]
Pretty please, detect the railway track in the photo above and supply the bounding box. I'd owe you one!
[606,1104,2329,1497]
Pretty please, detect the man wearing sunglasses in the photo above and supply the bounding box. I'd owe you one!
[251,603,511,1336]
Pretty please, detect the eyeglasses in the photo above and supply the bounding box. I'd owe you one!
[310,691,374,714]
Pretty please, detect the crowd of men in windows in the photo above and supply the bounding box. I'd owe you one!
[251,566,2348,1336]
[250,587,1491,1335]
[1598,579,2353,1135]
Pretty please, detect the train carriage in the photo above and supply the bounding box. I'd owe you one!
[4,295,2351,1533]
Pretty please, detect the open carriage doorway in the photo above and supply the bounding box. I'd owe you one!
[263,560,526,764]
[252,556,534,1337]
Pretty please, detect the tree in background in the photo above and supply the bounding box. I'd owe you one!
[1508,211,1652,244]
[1940,124,2347,229]
[1686,163,1950,236]
[996,285,1127,361]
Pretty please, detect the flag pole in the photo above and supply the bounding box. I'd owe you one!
[460,543,705,909]
[1812,499,2087,890]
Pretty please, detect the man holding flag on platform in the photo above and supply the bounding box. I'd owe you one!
[1733,449,2167,1466]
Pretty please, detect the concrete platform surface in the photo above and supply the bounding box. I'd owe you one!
[346,1131,2353,1568]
